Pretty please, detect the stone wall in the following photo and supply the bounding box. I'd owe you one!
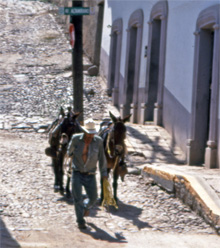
[50,0,97,64]
[142,167,220,235]
[50,0,71,32]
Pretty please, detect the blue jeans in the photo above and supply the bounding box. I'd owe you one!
[72,171,97,225]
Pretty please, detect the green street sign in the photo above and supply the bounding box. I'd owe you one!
[59,7,95,16]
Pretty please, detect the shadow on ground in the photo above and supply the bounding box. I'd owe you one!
[82,222,128,244]
[127,126,185,164]
[0,218,21,248]
[107,201,152,230]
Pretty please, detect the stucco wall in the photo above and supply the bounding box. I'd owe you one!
[101,0,219,160]
[164,0,219,113]
[99,1,112,79]
[50,0,98,64]
[163,0,220,158]
[83,1,99,63]
[163,87,190,158]
[101,0,159,84]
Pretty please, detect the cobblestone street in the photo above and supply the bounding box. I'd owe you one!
[0,0,111,131]
[1,1,220,247]
[0,130,218,248]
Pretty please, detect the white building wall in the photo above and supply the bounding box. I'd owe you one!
[101,0,219,96]
[164,0,220,113]
[101,0,158,85]
[99,1,111,79]
[100,0,220,159]
[163,0,219,155]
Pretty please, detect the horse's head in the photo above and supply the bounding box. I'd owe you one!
[108,111,131,156]
[61,108,81,139]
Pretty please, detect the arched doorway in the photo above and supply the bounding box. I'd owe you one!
[187,5,220,168]
[126,26,138,110]
[146,19,161,121]
[141,0,168,125]
[107,18,122,106]
[120,9,143,123]
[94,1,104,70]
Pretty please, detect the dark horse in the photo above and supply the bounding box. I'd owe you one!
[45,107,81,197]
[99,111,131,203]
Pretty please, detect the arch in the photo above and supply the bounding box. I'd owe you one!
[120,9,143,123]
[93,1,104,69]
[187,4,220,168]
[196,5,219,29]
[141,0,168,125]
[107,18,123,106]
[150,0,168,20]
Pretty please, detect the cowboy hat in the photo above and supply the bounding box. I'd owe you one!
[81,118,98,134]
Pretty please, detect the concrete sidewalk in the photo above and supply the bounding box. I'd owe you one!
[104,105,220,234]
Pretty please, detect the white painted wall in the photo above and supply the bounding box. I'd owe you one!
[164,0,220,113]
[101,0,158,85]
[100,0,219,161]
[101,0,219,109]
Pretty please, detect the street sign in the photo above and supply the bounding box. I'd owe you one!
[69,24,75,48]
[59,7,95,16]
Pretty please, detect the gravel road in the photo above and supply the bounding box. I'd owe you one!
[1,1,220,247]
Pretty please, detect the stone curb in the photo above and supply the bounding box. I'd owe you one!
[142,165,220,234]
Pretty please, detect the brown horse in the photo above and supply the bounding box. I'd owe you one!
[99,111,131,203]
[45,107,81,197]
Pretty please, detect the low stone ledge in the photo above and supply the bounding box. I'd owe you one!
[142,166,175,193]
[143,165,220,234]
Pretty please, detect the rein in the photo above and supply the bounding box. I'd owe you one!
[106,131,115,159]
[105,128,121,173]
[112,156,119,172]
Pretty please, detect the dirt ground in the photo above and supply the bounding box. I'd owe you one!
[1,130,220,248]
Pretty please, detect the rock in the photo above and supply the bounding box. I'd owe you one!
[83,64,93,71]
[127,167,141,175]
[87,65,98,76]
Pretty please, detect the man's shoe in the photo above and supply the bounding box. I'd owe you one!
[78,223,87,229]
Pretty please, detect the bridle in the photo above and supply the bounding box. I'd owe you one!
[105,122,126,160]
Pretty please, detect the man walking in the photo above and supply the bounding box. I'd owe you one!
[67,119,107,229]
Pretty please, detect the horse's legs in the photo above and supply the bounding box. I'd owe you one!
[113,170,119,202]
[57,151,64,195]
[52,158,59,192]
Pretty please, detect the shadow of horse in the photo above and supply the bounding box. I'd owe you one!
[81,222,128,244]
[126,125,185,165]
[107,200,152,230]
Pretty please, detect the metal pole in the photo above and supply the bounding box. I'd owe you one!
[71,0,83,124]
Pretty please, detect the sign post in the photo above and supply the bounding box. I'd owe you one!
[70,1,83,124]
[59,2,95,124]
